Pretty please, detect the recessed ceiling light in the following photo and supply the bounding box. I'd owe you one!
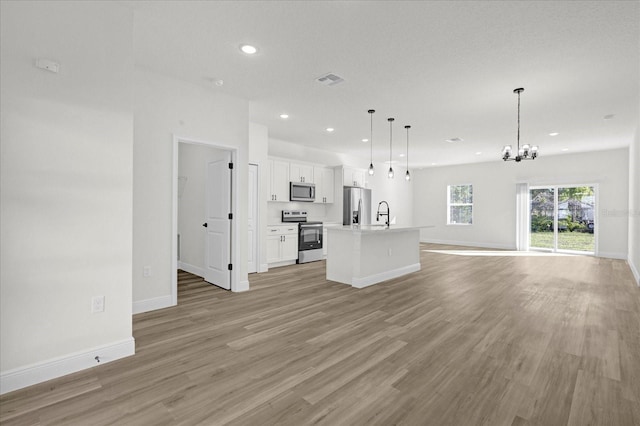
[326,127,334,133]
[446,137,463,143]
[214,79,224,87]
[603,114,615,120]
[362,138,369,143]
[279,114,289,119]
[399,153,405,157]
[431,162,437,166]
[475,152,482,155]
[561,148,569,151]
[240,44,258,55]
[549,132,559,136]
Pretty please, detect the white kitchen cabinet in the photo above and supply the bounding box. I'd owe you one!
[343,167,367,188]
[290,162,314,183]
[267,225,299,264]
[281,233,299,260]
[269,159,290,202]
[313,166,335,204]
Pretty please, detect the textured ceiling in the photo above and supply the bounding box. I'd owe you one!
[130,1,639,167]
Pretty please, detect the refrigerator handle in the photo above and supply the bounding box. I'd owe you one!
[357,198,362,225]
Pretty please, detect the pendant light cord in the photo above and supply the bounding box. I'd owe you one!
[370,110,374,163]
[517,90,521,152]
[406,126,410,169]
[388,118,394,165]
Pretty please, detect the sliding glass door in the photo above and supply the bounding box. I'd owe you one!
[530,185,596,254]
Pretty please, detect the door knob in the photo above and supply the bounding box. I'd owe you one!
[202,223,208,228]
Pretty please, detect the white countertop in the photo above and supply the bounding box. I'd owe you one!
[328,224,433,233]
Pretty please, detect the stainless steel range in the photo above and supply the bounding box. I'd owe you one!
[282,210,323,264]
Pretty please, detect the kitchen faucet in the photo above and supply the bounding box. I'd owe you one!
[376,201,390,226]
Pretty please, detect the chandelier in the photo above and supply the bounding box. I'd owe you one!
[502,88,538,162]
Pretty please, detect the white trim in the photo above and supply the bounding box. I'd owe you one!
[598,251,628,260]
[172,138,179,306]
[268,259,297,268]
[1,338,135,395]
[132,295,173,315]
[259,263,269,273]
[628,258,640,286]
[447,184,474,225]
[235,280,250,292]
[248,163,260,275]
[421,238,516,251]
[172,135,240,301]
[352,263,421,289]
[178,261,205,278]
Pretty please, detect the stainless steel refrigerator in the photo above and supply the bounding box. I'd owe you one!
[343,186,372,225]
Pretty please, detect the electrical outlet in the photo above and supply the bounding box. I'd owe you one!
[92,295,105,313]
[143,266,151,277]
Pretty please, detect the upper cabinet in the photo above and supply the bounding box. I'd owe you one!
[268,158,335,203]
[290,162,314,183]
[343,167,367,188]
[269,159,289,202]
[313,166,335,204]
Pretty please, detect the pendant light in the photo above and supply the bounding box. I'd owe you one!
[368,109,375,175]
[404,125,411,181]
[502,87,538,162]
[387,118,394,178]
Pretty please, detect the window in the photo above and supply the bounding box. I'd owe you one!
[447,184,473,225]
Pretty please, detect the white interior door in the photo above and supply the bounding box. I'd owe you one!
[204,154,231,289]
[248,164,258,273]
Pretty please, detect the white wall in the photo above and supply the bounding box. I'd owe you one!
[133,68,250,308]
[178,144,227,274]
[249,123,269,272]
[269,138,359,167]
[368,168,414,226]
[629,128,640,284]
[0,1,134,391]
[414,149,629,258]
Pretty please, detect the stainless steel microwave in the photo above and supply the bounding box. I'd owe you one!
[290,182,315,202]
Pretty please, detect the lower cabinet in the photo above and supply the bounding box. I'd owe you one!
[267,225,299,265]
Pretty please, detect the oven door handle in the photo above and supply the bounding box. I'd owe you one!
[300,224,323,228]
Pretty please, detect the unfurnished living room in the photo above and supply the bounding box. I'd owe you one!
[1,1,639,425]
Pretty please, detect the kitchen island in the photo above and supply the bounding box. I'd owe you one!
[326,225,429,288]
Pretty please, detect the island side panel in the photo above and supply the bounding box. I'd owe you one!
[326,228,356,285]
[352,229,421,288]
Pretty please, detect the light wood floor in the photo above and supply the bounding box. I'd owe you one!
[2,244,639,425]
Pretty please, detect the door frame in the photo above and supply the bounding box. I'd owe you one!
[529,183,599,256]
[248,163,260,274]
[172,135,240,304]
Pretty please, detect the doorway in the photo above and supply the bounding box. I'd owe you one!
[529,185,597,254]
[172,136,239,304]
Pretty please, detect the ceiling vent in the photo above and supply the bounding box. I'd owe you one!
[316,72,345,86]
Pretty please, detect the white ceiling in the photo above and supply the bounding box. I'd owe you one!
[129,1,639,168]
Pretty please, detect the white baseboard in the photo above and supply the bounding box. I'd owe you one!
[234,279,250,292]
[267,260,297,268]
[628,258,640,286]
[0,337,135,395]
[421,239,515,251]
[178,261,205,278]
[352,263,421,289]
[598,251,627,260]
[259,263,269,273]
[132,295,173,314]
